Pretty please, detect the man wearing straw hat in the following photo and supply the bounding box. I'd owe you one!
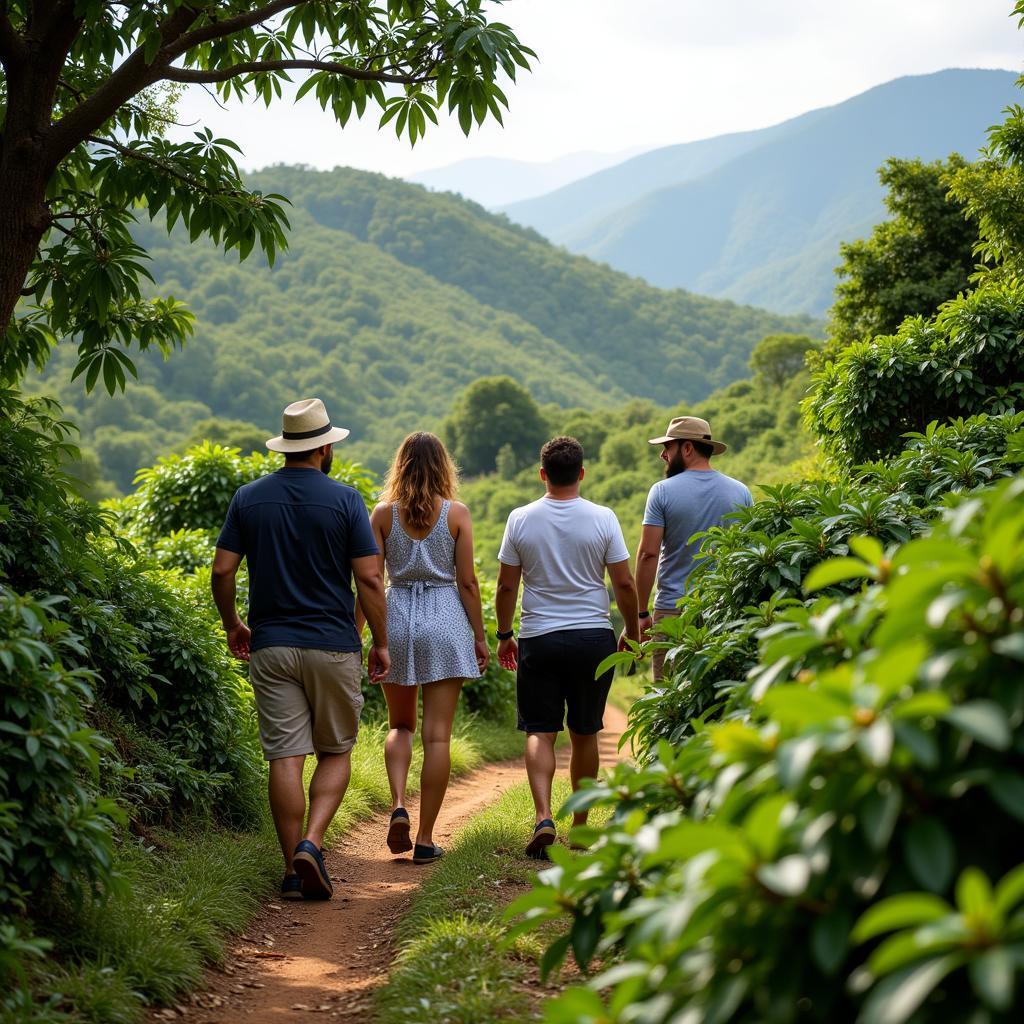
[212,398,390,902]
[631,416,752,681]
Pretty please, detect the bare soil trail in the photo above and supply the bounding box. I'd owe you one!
[166,705,628,1023]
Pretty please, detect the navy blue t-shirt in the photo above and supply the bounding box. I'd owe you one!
[216,468,378,653]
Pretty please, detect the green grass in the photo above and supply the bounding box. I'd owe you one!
[22,710,524,1024]
[378,780,585,1024]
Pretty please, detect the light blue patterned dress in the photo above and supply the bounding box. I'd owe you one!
[381,500,481,686]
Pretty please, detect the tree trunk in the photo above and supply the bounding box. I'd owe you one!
[0,157,50,331]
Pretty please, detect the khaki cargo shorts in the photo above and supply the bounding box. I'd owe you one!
[249,647,364,760]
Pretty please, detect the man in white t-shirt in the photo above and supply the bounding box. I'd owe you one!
[495,436,639,859]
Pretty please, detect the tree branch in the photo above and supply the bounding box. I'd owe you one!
[162,0,310,58]
[0,7,26,70]
[86,134,222,195]
[41,4,202,171]
[161,57,428,86]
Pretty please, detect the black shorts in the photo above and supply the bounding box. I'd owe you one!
[516,628,617,735]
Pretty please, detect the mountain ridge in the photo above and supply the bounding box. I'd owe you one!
[501,68,1019,314]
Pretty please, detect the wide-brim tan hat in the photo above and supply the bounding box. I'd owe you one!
[266,398,350,453]
[648,415,728,455]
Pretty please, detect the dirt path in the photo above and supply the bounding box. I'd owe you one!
[165,706,628,1023]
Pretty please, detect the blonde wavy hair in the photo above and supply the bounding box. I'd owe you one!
[380,432,459,531]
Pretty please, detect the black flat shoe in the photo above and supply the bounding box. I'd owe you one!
[526,819,556,860]
[387,807,413,854]
[412,842,444,864]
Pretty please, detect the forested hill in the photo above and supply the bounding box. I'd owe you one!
[37,164,813,488]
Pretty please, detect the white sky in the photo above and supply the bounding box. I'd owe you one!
[172,0,1023,176]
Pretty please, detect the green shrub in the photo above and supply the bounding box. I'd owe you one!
[805,284,1024,467]
[0,588,121,911]
[515,476,1024,1023]
[625,413,1022,757]
[113,441,377,540]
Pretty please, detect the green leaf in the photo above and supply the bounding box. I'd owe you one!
[987,774,1024,822]
[858,719,894,766]
[594,650,635,679]
[969,948,1014,1011]
[539,932,571,982]
[993,864,1024,917]
[852,893,951,943]
[756,854,811,897]
[811,908,850,975]
[861,786,902,850]
[945,701,1011,750]
[955,868,992,916]
[849,535,884,565]
[904,818,955,892]
[856,955,964,1024]
[804,557,871,592]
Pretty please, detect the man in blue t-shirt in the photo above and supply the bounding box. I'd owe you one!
[212,398,389,902]
[632,416,752,680]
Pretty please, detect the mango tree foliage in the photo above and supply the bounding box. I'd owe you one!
[0,1,534,389]
[829,156,979,351]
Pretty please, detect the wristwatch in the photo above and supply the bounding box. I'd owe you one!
[639,610,652,620]
[495,628,515,640]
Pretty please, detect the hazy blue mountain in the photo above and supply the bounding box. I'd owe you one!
[502,69,1018,315]
[406,147,646,207]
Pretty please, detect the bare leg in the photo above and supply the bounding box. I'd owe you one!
[304,751,351,849]
[525,732,558,823]
[568,729,600,826]
[268,754,307,872]
[416,678,463,846]
[382,684,418,811]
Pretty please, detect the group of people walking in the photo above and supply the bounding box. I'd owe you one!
[211,398,751,900]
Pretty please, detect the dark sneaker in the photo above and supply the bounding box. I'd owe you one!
[526,819,557,860]
[293,839,333,899]
[280,873,303,901]
[412,843,445,865]
[387,807,413,854]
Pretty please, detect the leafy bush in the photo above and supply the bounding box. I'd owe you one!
[806,284,1024,467]
[112,441,377,540]
[515,476,1024,1023]
[625,413,1022,757]
[0,588,121,911]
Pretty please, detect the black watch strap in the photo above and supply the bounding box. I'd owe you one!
[496,628,515,641]
[639,610,652,619]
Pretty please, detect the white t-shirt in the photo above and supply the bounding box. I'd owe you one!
[498,495,630,639]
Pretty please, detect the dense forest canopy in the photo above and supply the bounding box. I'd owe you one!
[30,164,816,490]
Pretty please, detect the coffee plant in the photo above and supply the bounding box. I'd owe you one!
[513,476,1024,1023]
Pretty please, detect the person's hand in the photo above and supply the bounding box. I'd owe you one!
[498,636,518,671]
[368,644,390,683]
[225,621,251,662]
[474,638,490,673]
[640,612,654,640]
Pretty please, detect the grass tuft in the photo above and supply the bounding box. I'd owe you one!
[28,710,525,1023]
[380,781,577,1023]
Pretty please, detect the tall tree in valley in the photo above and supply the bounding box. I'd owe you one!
[442,375,548,476]
[0,1,533,391]
[828,155,980,350]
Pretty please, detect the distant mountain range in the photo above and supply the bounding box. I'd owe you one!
[406,147,647,207]
[497,69,1019,315]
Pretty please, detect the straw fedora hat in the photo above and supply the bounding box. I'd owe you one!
[648,415,728,455]
[266,398,350,454]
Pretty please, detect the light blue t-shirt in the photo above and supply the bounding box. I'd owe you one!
[643,470,752,610]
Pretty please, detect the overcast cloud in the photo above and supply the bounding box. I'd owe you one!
[171,0,1023,176]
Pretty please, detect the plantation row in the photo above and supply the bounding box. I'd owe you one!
[510,277,1024,1018]
[0,399,517,1018]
